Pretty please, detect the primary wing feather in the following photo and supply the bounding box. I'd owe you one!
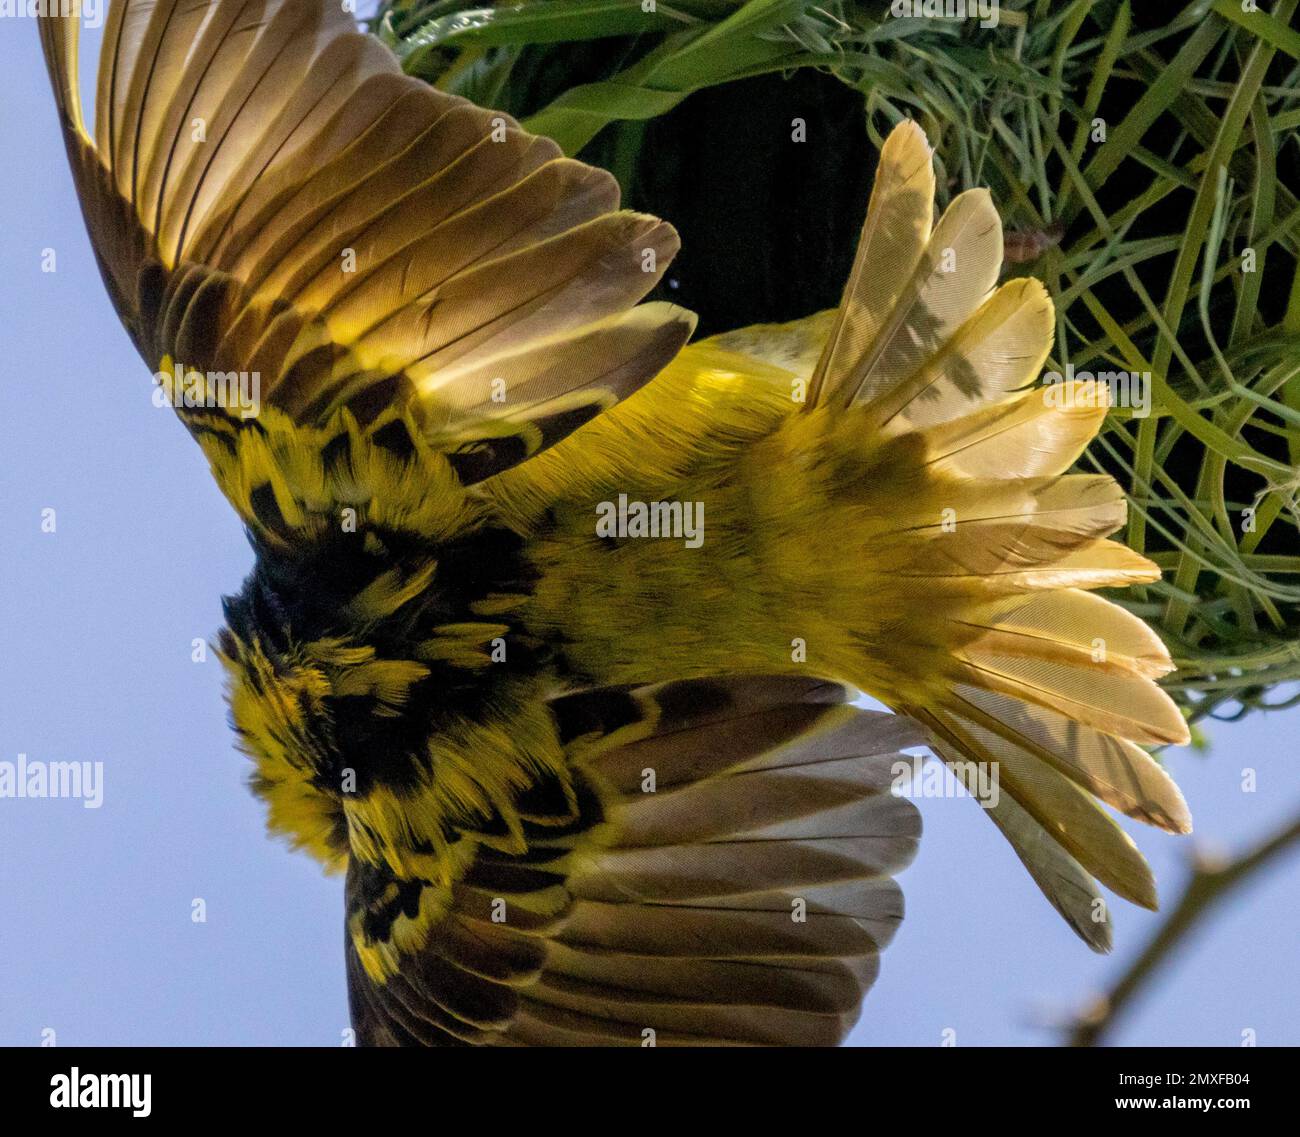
[39,0,693,484]
[345,677,924,1046]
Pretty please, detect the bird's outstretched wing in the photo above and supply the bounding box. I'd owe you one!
[38,0,691,488]
[344,677,923,1046]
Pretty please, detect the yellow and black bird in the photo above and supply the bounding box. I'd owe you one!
[41,0,1190,1045]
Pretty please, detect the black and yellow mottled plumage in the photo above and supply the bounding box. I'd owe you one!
[42,0,1190,1045]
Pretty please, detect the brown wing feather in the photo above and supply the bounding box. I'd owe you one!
[39,0,693,482]
[345,677,924,1047]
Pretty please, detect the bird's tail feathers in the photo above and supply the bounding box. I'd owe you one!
[759,120,1193,948]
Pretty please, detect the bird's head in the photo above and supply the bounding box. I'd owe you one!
[215,607,350,868]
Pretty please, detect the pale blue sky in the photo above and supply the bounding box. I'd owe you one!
[1,17,1295,1047]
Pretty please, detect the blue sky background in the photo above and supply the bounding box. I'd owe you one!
[1,16,1295,1047]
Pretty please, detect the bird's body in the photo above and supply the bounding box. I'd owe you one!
[41,0,1190,1044]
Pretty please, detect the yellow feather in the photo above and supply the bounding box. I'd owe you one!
[806,119,934,407]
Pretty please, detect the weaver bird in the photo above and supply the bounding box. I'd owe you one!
[41,0,1190,1046]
